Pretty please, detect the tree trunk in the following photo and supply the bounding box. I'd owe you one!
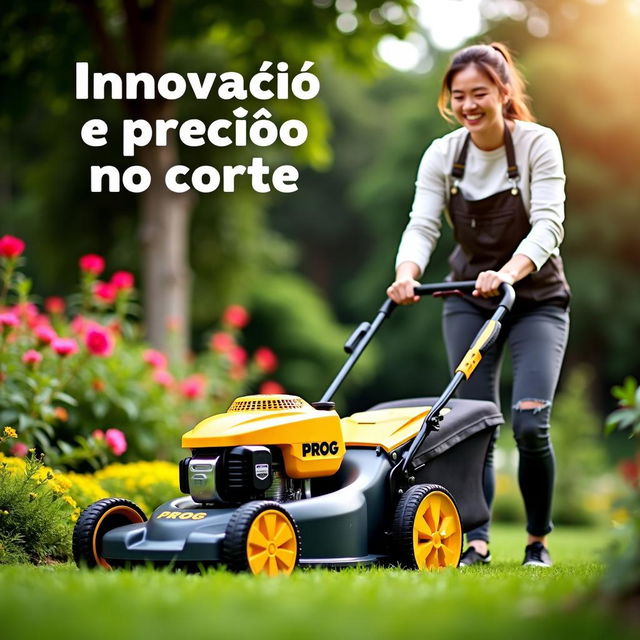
[138,109,193,358]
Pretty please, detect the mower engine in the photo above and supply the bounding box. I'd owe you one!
[178,394,345,505]
[179,445,305,504]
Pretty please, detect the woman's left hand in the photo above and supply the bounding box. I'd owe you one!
[472,270,515,298]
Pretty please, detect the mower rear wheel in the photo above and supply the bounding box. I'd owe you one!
[73,498,147,569]
[393,484,462,570]
[223,501,300,577]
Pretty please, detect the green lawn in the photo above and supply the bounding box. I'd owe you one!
[0,524,635,640]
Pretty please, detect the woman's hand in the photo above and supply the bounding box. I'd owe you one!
[387,276,421,305]
[472,269,516,298]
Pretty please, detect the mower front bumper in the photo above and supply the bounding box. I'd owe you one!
[102,499,236,564]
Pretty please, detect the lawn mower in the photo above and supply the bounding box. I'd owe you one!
[73,280,515,575]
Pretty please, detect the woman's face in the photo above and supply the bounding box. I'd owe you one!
[450,64,509,139]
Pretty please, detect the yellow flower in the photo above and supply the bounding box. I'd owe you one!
[3,427,18,439]
[63,495,77,508]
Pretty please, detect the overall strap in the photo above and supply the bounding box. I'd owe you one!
[450,124,520,181]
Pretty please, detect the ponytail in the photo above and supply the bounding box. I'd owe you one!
[437,42,535,123]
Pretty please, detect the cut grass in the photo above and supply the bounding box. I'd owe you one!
[0,523,634,640]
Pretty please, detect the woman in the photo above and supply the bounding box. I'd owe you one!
[387,43,570,567]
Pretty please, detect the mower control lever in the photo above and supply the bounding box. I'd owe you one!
[344,322,372,354]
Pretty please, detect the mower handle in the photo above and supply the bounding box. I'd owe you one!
[319,281,515,403]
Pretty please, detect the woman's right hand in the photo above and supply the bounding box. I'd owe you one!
[386,276,421,305]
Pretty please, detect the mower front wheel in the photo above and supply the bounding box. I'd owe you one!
[73,498,147,569]
[393,484,462,570]
[223,501,300,577]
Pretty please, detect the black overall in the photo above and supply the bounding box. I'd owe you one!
[448,125,570,309]
[442,125,570,540]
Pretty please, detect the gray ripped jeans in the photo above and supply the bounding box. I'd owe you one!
[442,296,569,541]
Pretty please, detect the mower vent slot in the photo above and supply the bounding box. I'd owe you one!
[229,398,305,412]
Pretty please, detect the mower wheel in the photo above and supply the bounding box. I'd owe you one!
[72,498,147,569]
[223,501,300,577]
[392,484,462,570]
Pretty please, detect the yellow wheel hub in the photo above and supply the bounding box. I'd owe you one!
[413,491,462,570]
[246,509,297,576]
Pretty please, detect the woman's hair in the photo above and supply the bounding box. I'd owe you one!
[437,42,535,123]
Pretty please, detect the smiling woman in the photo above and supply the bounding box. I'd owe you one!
[387,42,571,569]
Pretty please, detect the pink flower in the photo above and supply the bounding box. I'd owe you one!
[10,442,29,458]
[71,315,88,335]
[92,429,104,440]
[105,428,127,456]
[222,305,250,329]
[34,324,57,345]
[21,349,43,367]
[259,380,285,395]
[0,311,20,329]
[143,349,168,369]
[44,297,66,314]
[209,332,235,353]
[227,346,248,367]
[79,254,105,275]
[152,369,174,388]
[85,325,114,357]
[93,281,117,304]
[51,337,79,357]
[254,347,278,373]
[110,270,135,291]
[179,374,207,399]
[0,235,25,259]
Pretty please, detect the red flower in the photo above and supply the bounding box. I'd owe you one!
[143,349,168,369]
[79,254,105,275]
[230,364,247,381]
[0,235,25,259]
[10,442,29,458]
[111,270,135,291]
[179,374,207,399]
[254,347,278,373]
[34,324,57,345]
[44,297,66,315]
[53,406,69,422]
[209,332,235,353]
[152,369,174,388]
[0,311,20,329]
[85,324,114,357]
[21,349,43,367]
[222,305,250,329]
[93,281,117,304]
[92,379,106,392]
[227,346,248,367]
[105,428,127,456]
[51,337,79,357]
[619,458,640,489]
[259,380,285,395]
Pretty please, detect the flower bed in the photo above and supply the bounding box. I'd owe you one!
[0,234,283,470]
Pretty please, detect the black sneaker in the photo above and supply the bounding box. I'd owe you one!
[458,547,491,566]
[522,542,552,567]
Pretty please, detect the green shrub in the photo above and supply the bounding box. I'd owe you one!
[0,441,74,564]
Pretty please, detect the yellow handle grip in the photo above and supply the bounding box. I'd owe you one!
[455,320,501,379]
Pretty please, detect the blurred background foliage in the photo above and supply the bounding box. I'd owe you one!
[1,1,638,431]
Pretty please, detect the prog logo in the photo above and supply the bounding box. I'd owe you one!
[302,441,339,457]
[156,511,206,520]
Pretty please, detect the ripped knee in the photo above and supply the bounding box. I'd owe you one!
[513,398,551,414]
[512,398,552,453]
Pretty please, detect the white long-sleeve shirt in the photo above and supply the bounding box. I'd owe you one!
[395,120,566,274]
